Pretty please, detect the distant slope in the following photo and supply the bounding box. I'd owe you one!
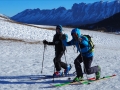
[79,12,120,32]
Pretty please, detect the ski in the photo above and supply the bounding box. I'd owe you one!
[30,73,76,80]
[53,74,116,87]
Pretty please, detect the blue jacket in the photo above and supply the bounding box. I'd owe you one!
[62,28,93,57]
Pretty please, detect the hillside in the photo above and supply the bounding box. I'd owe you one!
[0,13,120,90]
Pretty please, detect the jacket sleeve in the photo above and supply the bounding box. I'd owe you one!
[48,35,55,45]
[62,34,75,46]
[79,37,89,53]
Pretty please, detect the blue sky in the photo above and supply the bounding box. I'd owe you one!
[0,0,115,17]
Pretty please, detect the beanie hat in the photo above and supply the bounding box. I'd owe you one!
[56,25,62,32]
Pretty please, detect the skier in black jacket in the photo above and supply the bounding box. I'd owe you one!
[43,25,71,76]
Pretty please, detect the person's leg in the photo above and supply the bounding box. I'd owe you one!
[60,51,68,69]
[73,54,84,82]
[83,56,100,74]
[74,54,83,77]
[53,51,67,71]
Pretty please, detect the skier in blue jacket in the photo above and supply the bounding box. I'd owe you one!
[62,28,101,82]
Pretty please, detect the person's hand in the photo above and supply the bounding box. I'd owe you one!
[43,40,49,44]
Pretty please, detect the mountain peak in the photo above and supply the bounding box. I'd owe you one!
[11,0,120,26]
[56,7,66,11]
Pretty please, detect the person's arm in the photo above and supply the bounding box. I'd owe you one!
[62,34,75,46]
[44,35,56,45]
[47,42,54,45]
[49,34,61,45]
[79,37,89,53]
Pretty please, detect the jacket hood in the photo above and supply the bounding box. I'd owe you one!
[56,25,62,33]
[71,28,81,38]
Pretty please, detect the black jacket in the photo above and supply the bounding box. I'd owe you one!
[48,34,66,52]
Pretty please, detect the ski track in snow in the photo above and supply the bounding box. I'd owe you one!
[0,16,120,90]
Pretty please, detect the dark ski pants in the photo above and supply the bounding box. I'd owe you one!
[74,54,100,77]
[53,51,67,71]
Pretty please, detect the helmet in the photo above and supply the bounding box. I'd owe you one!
[71,28,81,38]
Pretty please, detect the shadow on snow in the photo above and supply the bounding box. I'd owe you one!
[0,75,70,85]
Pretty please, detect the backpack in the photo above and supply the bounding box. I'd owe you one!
[82,34,94,53]
[73,34,95,53]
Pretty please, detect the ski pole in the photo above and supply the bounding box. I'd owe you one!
[41,44,46,74]
[53,53,56,82]
[53,60,55,82]
[61,34,71,78]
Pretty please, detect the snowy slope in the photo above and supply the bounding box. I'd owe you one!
[0,15,120,90]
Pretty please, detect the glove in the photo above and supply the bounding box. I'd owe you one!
[43,40,49,44]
